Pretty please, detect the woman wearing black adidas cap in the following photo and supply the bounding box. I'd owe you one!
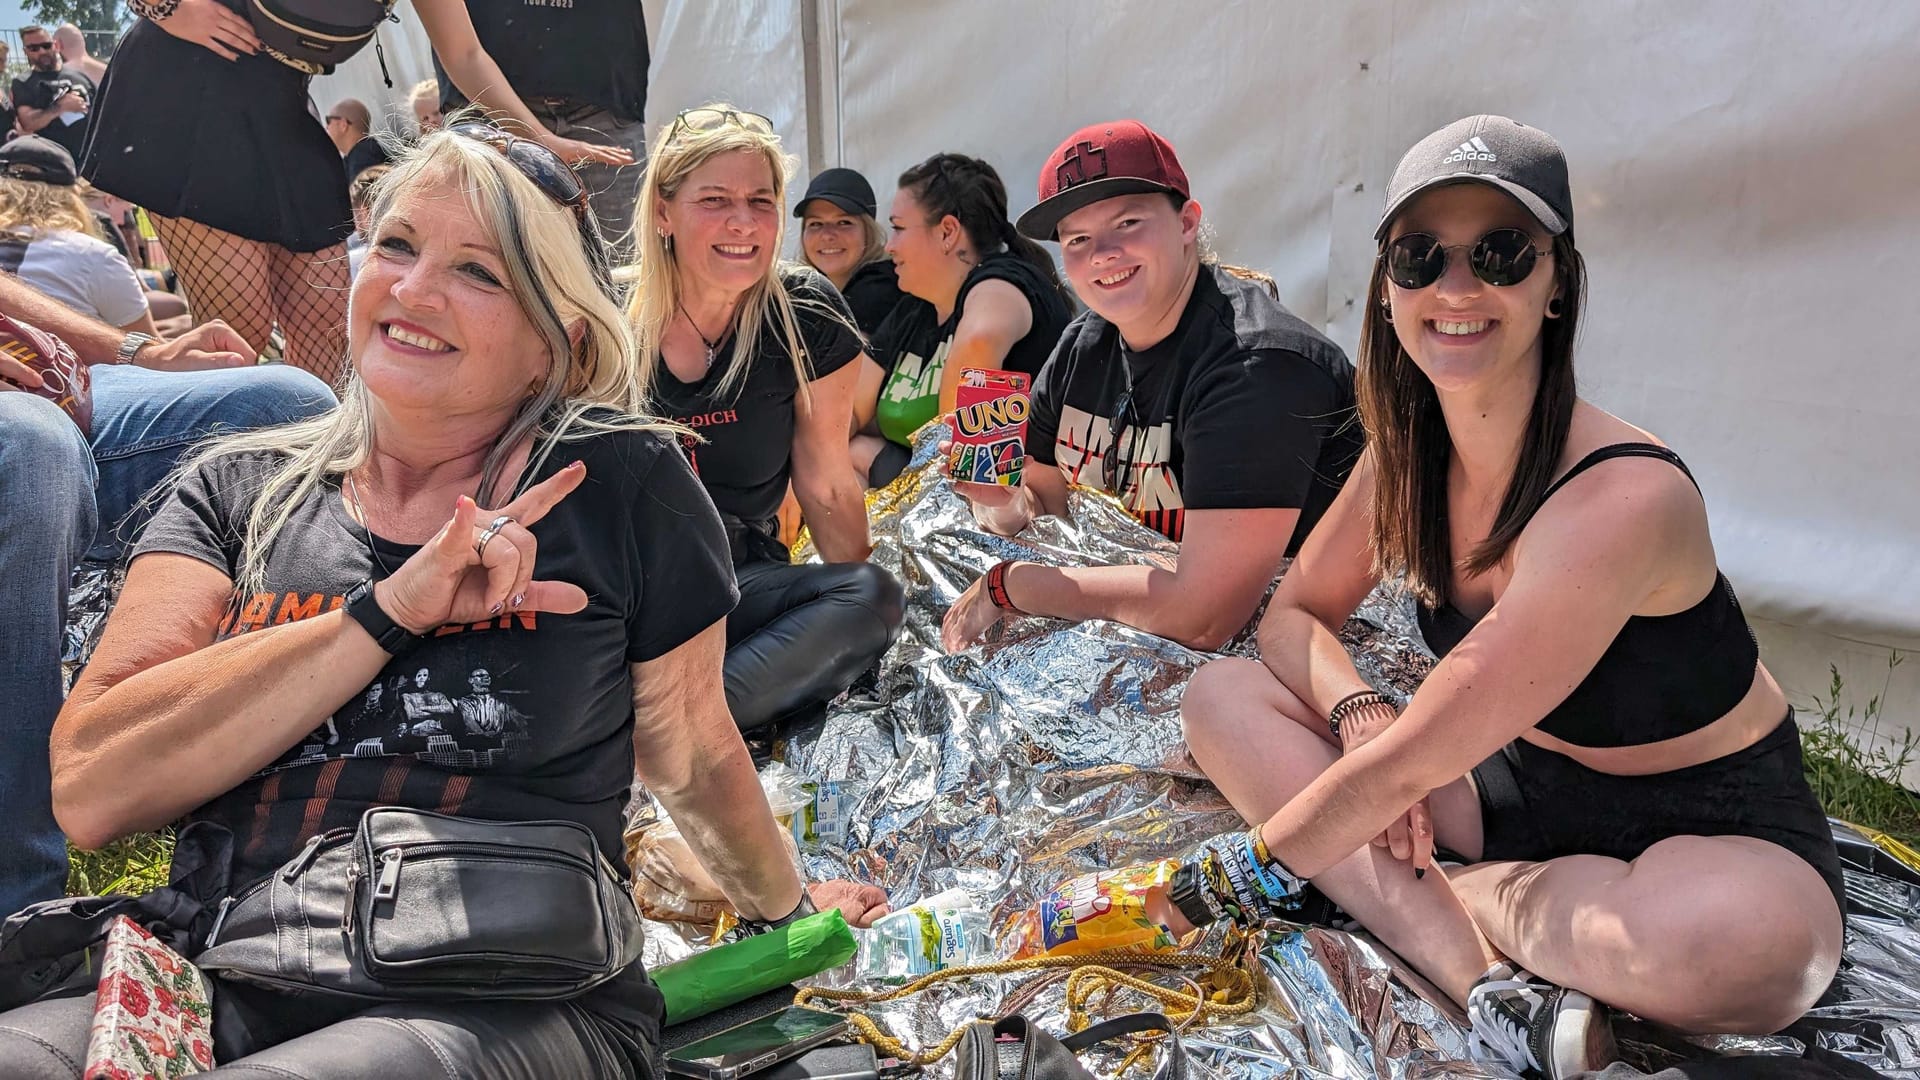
[1174,116,1843,1078]
[941,120,1361,654]
[795,167,902,337]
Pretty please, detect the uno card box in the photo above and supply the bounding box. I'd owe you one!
[947,368,1030,486]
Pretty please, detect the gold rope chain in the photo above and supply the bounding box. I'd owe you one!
[794,944,1267,1071]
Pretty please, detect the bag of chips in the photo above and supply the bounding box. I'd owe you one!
[1004,860,1179,959]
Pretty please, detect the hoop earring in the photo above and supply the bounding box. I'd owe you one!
[1545,296,1564,318]
[1378,298,1393,324]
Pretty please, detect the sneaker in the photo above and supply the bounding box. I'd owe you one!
[1465,963,1617,1079]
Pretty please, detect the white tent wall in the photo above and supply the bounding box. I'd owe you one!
[302,2,1920,775]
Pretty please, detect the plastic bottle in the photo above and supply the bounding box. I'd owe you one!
[853,888,994,981]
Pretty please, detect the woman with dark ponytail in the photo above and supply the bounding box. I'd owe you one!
[850,153,1073,486]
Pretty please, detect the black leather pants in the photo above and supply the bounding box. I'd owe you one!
[724,559,905,732]
[0,976,658,1078]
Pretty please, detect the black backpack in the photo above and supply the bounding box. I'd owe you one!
[247,0,396,73]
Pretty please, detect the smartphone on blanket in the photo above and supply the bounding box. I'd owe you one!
[84,915,216,1078]
[665,1005,853,1080]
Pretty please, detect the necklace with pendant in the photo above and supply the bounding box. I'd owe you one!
[677,298,728,372]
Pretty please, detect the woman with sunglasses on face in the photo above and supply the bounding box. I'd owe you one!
[849,153,1075,488]
[2,125,885,1077]
[942,121,1361,654]
[1172,117,1843,1079]
[795,167,903,338]
[626,105,904,734]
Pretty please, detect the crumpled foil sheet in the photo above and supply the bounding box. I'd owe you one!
[63,561,122,687]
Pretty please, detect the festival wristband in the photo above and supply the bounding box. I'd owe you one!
[984,560,1021,612]
[1201,830,1307,927]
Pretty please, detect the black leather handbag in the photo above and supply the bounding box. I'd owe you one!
[196,807,645,1001]
[953,1012,1191,1080]
[246,0,394,71]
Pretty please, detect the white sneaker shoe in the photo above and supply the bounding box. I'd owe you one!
[1466,964,1617,1079]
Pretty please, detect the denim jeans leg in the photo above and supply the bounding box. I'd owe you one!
[0,394,98,916]
[86,363,337,562]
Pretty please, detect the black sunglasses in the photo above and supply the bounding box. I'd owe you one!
[1100,381,1142,495]
[1382,228,1547,290]
[667,107,775,142]
[448,123,615,295]
[24,41,54,52]
[450,123,592,228]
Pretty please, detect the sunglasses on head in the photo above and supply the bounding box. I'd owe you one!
[1382,228,1548,290]
[667,107,775,142]
[447,123,615,294]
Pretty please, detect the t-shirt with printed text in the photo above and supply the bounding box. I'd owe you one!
[869,252,1072,447]
[648,267,864,528]
[1028,264,1361,548]
[135,423,738,887]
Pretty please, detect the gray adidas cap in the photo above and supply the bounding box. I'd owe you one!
[1375,115,1572,240]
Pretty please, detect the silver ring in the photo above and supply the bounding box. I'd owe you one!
[474,514,515,558]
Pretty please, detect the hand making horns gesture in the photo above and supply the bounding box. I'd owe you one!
[373,460,591,634]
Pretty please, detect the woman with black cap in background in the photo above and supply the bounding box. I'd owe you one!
[795,167,902,338]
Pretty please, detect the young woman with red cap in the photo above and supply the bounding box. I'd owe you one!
[1173,116,1843,1079]
[849,153,1074,487]
[942,120,1361,654]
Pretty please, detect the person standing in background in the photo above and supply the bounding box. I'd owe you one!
[437,0,649,252]
[11,26,95,162]
[327,97,391,186]
[53,24,110,85]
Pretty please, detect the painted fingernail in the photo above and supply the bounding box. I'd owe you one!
[489,602,504,615]
[510,594,525,609]
[1415,867,1426,880]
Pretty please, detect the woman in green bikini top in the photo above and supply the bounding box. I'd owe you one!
[848,152,1073,488]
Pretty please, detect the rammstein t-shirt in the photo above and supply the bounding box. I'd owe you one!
[136,424,738,886]
[1028,264,1362,548]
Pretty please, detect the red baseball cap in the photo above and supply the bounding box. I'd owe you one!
[1016,120,1191,242]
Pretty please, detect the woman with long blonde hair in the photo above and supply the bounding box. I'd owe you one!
[625,104,903,733]
[0,136,161,337]
[9,124,884,1076]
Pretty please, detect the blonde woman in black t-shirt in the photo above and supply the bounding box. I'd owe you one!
[9,126,885,1077]
[623,105,904,733]
[943,121,1359,655]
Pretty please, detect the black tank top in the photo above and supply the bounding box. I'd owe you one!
[1416,443,1759,748]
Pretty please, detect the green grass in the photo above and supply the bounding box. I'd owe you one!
[66,656,1918,894]
[65,829,173,898]
[1799,652,1920,846]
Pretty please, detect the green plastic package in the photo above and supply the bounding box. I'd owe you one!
[654,909,857,1024]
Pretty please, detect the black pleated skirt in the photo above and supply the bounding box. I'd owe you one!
[79,11,351,253]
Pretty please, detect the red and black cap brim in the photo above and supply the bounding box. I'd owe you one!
[1016,176,1183,242]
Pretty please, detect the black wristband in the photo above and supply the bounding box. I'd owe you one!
[342,580,428,657]
[1327,690,1394,740]
[741,889,819,935]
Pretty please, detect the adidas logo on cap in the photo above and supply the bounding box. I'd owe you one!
[1442,136,1497,164]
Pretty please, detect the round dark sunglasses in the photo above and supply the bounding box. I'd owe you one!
[1382,228,1547,290]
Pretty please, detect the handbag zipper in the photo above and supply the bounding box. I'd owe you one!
[372,847,403,902]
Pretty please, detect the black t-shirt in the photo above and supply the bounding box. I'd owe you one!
[12,67,96,160]
[869,251,1073,446]
[436,0,650,122]
[1028,264,1362,549]
[343,136,390,186]
[649,267,863,528]
[135,424,738,887]
[840,258,905,340]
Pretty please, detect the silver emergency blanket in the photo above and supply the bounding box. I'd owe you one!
[624,427,1920,1077]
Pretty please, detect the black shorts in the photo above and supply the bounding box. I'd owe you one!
[1472,711,1846,918]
